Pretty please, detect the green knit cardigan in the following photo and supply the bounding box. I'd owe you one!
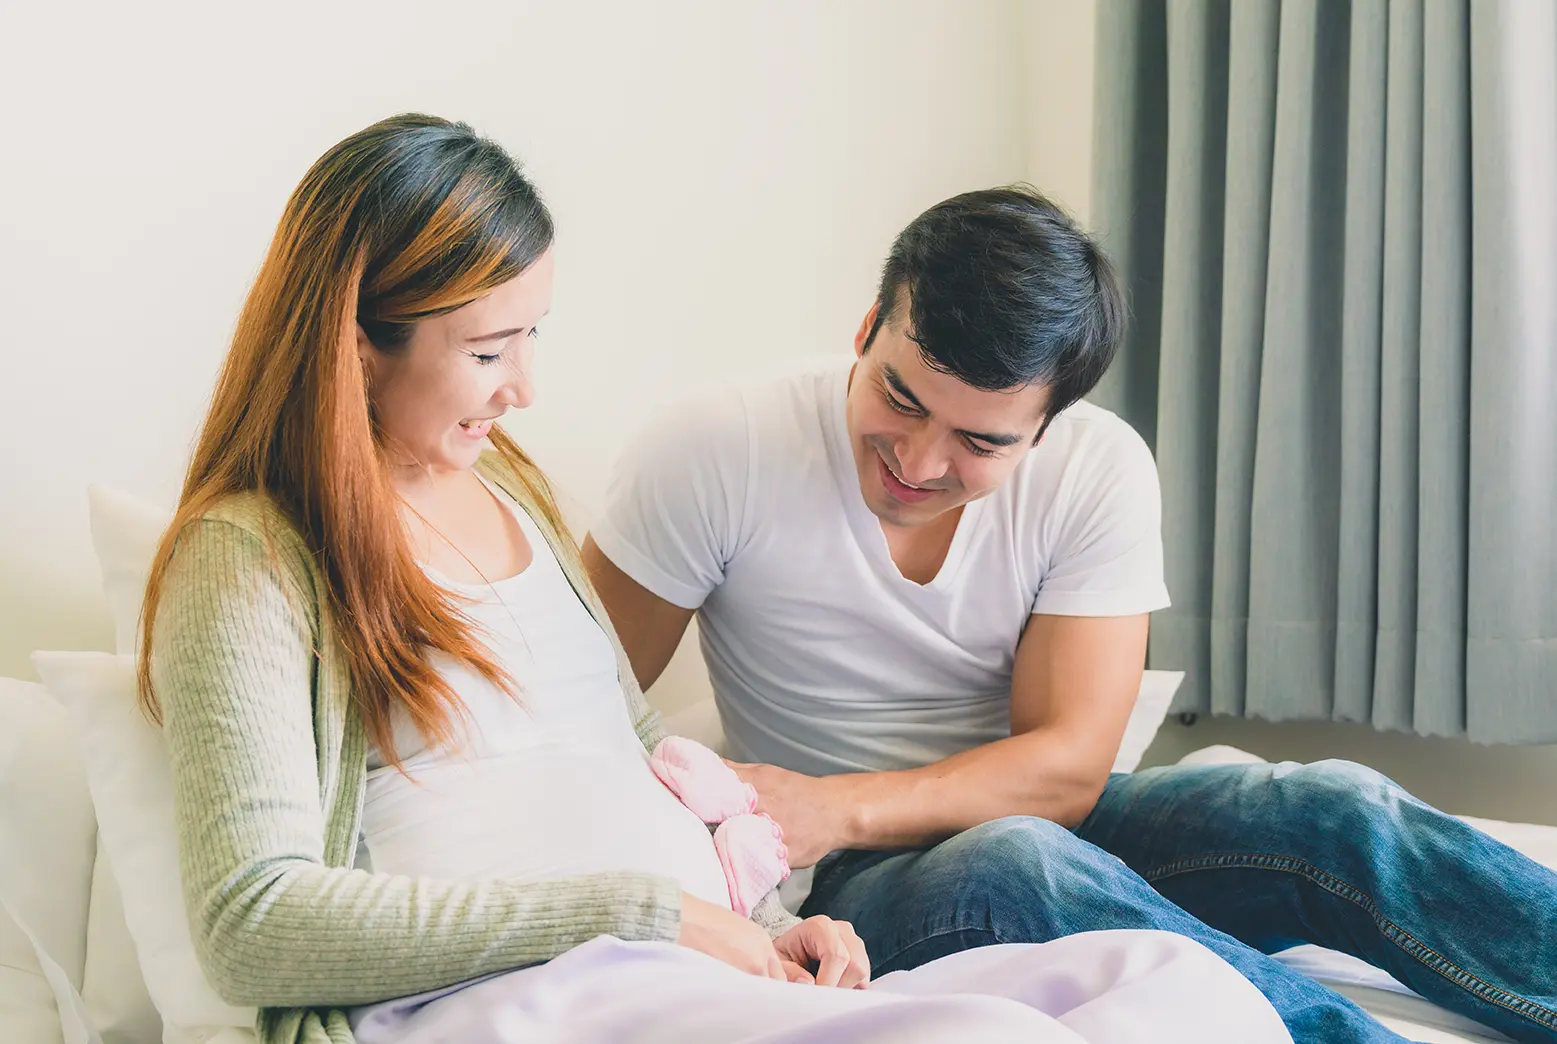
[152,453,798,1044]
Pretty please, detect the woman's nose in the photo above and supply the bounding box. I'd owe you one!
[495,373,534,409]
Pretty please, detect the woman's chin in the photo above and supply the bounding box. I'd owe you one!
[441,451,484,474]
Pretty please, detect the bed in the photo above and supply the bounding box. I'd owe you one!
[3,677,1552,1043]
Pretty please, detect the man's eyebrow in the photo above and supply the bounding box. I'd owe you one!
[882,364,1025,447]
[883,365,928,411]
[960,427,1025,447]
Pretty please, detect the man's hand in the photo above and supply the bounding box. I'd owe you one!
[726,761,853,868]
[773,915,871,988]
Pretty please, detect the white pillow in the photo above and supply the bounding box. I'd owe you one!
[660,697,729,754]
[0,679,97,991]
[1112,669,1185,773]
[0,900,71,1044]
[87,486,171,656]
[82,847,163,1044]
[0,677,97,1044]
[32,652,255,1042]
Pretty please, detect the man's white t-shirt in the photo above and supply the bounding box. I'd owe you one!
[593,362,1170,777]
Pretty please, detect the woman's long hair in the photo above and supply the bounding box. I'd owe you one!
[138,113,568,765]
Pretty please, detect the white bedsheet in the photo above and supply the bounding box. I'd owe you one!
[349,931,1291,1044]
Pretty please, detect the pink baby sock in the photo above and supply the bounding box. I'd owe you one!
[714,813,791,917]
[651,737,791,914]
[650,736,757,823]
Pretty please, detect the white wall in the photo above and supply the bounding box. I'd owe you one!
[0,0,1026,690]
[1021,0,1098,224]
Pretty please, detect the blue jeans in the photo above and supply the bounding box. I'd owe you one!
[801,760,1557,1043]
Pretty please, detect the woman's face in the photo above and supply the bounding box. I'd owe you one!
[359,249,554,477]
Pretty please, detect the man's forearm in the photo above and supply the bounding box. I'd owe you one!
[829,729,1110,851]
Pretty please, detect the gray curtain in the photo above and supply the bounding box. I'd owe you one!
[1091,0,1557,743]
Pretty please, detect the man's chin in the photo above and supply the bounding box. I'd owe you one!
[863,490,947,528]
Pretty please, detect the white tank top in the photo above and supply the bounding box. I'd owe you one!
[359,480,732,909]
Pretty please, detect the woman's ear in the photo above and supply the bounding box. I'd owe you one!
[355,323,380,382]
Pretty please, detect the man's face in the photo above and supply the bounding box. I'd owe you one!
[846,301,1051,528]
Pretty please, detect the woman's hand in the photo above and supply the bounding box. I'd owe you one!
[773,915,871,988]
[677,893,787,981]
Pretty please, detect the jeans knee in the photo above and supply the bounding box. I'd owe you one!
[1270,759,1409,826]
[951,816,1124,903]
[960,815,1073,853]
[956,815,1079,870]
[1279,759,1396,798]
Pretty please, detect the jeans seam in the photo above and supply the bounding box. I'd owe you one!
[873,923,1000,975]
[1144,851,1557,1031]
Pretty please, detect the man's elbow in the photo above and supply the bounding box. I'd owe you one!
[1045,768,1110,830]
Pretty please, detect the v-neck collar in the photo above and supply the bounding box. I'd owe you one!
[821,363,984,594]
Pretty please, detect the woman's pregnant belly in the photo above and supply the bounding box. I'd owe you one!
[361,740,733,909]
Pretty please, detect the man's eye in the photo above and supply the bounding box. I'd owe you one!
[885,394,918,415]
[964,438,999,459]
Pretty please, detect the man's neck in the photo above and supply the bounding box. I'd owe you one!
[880,506,964,586]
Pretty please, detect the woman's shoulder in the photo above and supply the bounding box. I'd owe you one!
[196,488,286,530]
[190,491,309,554]
[169,491,320,606]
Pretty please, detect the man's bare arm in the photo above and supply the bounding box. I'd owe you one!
[582,535,696,691]
[733,613,1149,864]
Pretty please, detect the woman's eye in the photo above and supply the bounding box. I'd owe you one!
[473,352,502,365]
[528,326,541,340]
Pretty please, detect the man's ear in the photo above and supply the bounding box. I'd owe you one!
[853,301,882,360]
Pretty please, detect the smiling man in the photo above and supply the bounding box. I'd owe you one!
[583,187,1557,1044]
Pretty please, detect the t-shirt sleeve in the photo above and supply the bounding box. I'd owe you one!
[590,389,751,611]
[1030,418,1171,617]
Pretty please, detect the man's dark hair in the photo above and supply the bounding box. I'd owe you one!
[864,185,1125,438]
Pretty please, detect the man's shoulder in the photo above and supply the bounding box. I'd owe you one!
[1046,399,1148,450]
[637,358,845,455]
[1001,400,1158,527]
[735,357,846,440]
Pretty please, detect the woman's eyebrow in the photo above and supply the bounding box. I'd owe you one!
[468,309,549,342]
[467,327,525,343]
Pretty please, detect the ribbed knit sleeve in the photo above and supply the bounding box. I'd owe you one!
[152,516,682,1009]
[750,890,803,937]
